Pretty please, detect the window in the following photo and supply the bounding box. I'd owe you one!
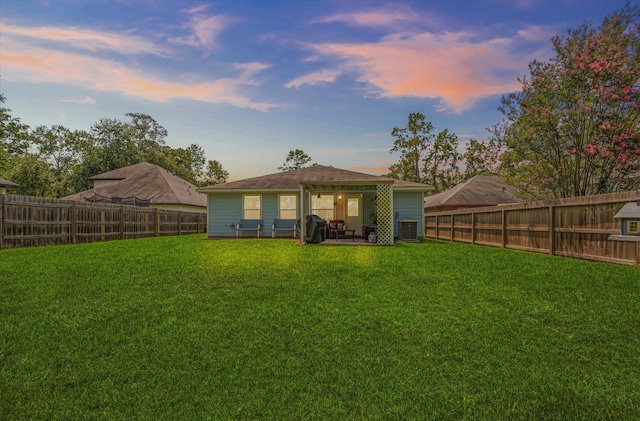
[243,195,261,219]
[279,195,297,219]
[311,194,334,221]
[347,197,359,217]
[629,220,639,234]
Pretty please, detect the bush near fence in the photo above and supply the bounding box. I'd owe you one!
[425,190,640,267]
[0,194,207,249]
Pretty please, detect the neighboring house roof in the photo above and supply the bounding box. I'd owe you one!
[614,201,640,219]
[0,178,21,188]
[197,165,433,192]
[423,174,520,209]
[64,162,206,208]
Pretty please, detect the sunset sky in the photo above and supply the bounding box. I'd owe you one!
[0,0,628,180]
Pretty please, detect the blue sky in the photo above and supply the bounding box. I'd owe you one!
[0,0,629,180]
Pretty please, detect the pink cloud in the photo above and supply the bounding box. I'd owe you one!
[0,23,168,56]
[1,44,276,111]
[285,69,341,89]
[315,10,424,28]
[296,31,530,112]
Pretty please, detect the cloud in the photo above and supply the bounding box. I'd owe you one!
[293,31,535,112]
[518,25,555,42]
[58,96,96,104]
[0,23,168,56]
[285,68,342,89]
[169,5,233,53]
[314,10,424,28]
[0,41,277,111]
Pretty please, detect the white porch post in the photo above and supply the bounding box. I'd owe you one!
[299,184,306,244]
[376,183,394,244]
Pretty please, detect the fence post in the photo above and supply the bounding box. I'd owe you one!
[471,212,475,244]
[635,242,640,268]
[120,205,125,240]
[178,211,182,235]
[450,213,454,241]
[70,201,77,244]
[155,208,160,236]
[0,194,4,250]
[100,210,106,242]
[435,215,439,239]
[501,209,506,248]
[548,205,555,256]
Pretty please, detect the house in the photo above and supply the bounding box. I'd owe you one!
[424,174,520,213]
[0,178,20,195]
[197,165,433,244]
[64,162,207,213]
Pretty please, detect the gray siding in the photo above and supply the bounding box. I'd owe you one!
[393,191,425,239]
[207,192,300,237]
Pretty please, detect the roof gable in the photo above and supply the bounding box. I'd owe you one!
[614,201,640,219]
[424,175,520,208]
[198,165,432,192]
[64,162,206,207]
[0,178,21,188]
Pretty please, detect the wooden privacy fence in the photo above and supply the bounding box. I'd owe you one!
[425,190,640,267]
[0,194,207,249]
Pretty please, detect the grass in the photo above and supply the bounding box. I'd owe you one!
[1,235,639,420]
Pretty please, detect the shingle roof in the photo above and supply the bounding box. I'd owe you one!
[614,201,640,218]
[64,162,206,208]
[423,174,520,208]
[197,165,433,192]
[0,178,21,188]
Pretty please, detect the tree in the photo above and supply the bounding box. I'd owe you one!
[0,94,31,175]
[278,149,312,171]
[203,160,229,185]
[31,125,90,197]
[423,129,462,192]
[461,138,501,180]
[389,112,434,183]
[495,5,640,199]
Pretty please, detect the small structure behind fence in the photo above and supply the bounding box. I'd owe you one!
[0,194,207,249]
[425,190,640,267]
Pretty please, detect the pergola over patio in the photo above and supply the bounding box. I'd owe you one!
[299,179,395,245]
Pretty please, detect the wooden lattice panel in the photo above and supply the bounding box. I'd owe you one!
[376,184,394,244]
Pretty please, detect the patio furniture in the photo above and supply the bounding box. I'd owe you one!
[328,220,345,239]
[362,225,377,242]
[272,219,298,238]
[236,219,263,238]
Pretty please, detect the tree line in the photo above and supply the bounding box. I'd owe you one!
[0,100,229,197]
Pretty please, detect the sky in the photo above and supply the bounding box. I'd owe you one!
[0,0,631,181]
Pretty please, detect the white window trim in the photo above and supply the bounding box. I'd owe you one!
[242,194,262,220]
[278,194,297,220]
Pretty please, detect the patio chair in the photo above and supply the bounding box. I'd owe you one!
[328,219,345,239]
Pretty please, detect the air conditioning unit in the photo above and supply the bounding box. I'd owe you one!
[398,219,418,241]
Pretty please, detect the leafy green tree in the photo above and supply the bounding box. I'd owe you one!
[203,159,229,186]
[423,129,462,192]
[461,138,501,180]
[6,154,55,196]
[0,94,31,175]
[389,112,434,183]
[31,125,91,197]
[278,149,312,171]
[496,5,640,199]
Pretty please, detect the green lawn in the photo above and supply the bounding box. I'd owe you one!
[1,235,639,420]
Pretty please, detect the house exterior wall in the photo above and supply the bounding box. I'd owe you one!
[207,192,300,237]
[393,191,425,239]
